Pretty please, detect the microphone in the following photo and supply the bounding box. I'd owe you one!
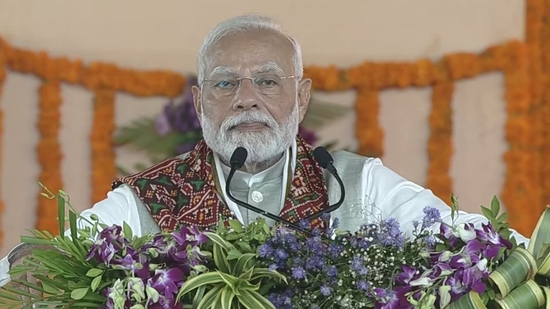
[225,147,315,237]
[302,147,346,221]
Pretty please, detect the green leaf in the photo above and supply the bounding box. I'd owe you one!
[237,289,275,309]
[497,212,509,223]
[91,276,102,292]
[206,232,235,252]
[220,286,236,309]
[0,290,22,301]
[217,272,239,290]
[41,280,61,295]
[1,285,40,299]
[191,285,206,309]
[195,285,222,309]
[58,194,66,237]
[69,210,78,242]
[481,206,495,220]
[11,279,46,294]
[123,221,134,240]
[86,268,103,278]
[228,220,243,233]
[233,253,255,275]
[213,244,231,274]
[250,268,287,284]
[177,272,224,300]
[71,287,89,300]
[491,195,501,216]
[226,249,243,261]
[234,241,253,253]
[211,286,224,309]
[20,236,54,246]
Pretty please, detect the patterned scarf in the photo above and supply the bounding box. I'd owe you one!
[112,135,330,232]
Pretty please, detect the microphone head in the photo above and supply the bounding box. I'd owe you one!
[230,147,248,169]
[312,147,334,169]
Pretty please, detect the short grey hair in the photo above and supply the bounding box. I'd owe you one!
[197,14,303,83]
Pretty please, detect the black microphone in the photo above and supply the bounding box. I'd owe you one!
[224,147,314,236]
[302,147,346,221]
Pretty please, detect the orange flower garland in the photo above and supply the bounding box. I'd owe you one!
[303,42,537,234]
[426,82,454,202]
[91,89,116,203]
[36,80,63,234]
[526,0,550,208]
[501,42,541,235]
[0,44,186,236]
[0,38,8,244]
[541,0,550,207]
[355,88,384,158]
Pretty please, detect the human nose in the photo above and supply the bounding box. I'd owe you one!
[231,78,260,111]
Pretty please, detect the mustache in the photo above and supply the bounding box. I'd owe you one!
[221,112,278,131]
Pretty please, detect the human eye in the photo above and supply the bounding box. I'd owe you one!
[214,78,237,89]
[256,77,280,88]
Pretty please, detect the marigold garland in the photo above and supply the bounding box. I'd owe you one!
[426,82,454,202]
[91,89,116,203]
[355,88,384,158]
[304,42,537,234]
[0,38,8,244]
[542,0,550,207]
[36,80,63,234]
[527,0,550,210]
[0,44,187,236]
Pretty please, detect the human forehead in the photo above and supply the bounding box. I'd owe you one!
[205,31,295,77]
[207,62,288,78]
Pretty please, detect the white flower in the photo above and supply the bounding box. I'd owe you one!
[456,223,476,242]
[420,294,436,309]
[127,277,145,303]
[146,284,160,304]
[438,285,451,308]
[438,251,452,262]
[476,258,488,271]
[409,277,433,287]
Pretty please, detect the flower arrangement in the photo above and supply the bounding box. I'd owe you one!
[113,75,350,175]
[2,186,550,309]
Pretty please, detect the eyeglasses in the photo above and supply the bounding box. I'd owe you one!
[201,75,297,97]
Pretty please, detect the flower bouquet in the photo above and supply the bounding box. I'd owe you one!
[2,187,550,309]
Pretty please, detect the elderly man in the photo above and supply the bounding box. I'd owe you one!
[0,15,528,282]
[71,14,526,244]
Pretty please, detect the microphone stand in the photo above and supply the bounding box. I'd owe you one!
[302,162,346,221]
[225,167,316,237]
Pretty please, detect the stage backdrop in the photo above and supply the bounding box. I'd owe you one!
[0,0,547,256]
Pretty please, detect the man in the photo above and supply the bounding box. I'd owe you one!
[0,14,528,285]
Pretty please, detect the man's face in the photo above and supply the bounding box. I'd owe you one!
[192,30,312,164]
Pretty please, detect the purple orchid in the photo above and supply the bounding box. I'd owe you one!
[374,288,402,309]
[149,296,184,309]
[148,268,185,298]
[86,239,117,266]
[172,226,208,247]
[396,265,419,285]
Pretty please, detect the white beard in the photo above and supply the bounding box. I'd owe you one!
[201,104,299,167]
